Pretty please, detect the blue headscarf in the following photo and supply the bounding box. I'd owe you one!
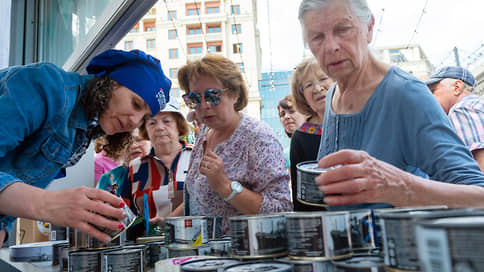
[86,49,171,114]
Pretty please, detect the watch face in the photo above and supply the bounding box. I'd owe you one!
[232,181,243,193]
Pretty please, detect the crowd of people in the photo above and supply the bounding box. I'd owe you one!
[0,0,483,246]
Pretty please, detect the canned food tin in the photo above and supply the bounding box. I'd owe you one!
[224,261,293,272]
[52,240,69,265]
[229,214,287,259]
[147,241,168,267]
[103,248,144,272]
[155,256,213,271]
[136,235,164,244]
[121,244,150,269]
[181,257,241,272]
[207,239,232,257]
[332,255,385,272]
[95,200,137,241]
[68,250,102,272]
[68,227,126,249]
[59,246,72,272]
[168,245,212,258]
[373,205,447,250]
[165,216,208,247]
[416,215,484,272]
[204,216,223,240]
[50,225,67,241]
[286,211,352,260]
[296,161,333,207]
[9,241,66,262]
[348,209,376,252]
[278,256,333,272]
[380,208,472,271]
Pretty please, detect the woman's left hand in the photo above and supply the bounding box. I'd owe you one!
[200,149,229,193]
[315,149,414,207]
[149,216,165,226]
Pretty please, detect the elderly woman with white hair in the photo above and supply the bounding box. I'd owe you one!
[298,0,484,209]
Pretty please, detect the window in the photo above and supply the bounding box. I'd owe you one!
[232,24,241,34]
[207,24,221,33]
[230,5,240,15]
[169,68,178,79]
[168,10,177,20]
[233,43,242,54]
[168,29,178,40]
[169,48,179,59]
[144,21,156,32]
[187,25,202,35]
[207,41,222,53]
[206,1,220,14]
[124,41,133,50]
[186,3,201,16]
[130,23,140,33]
[146,39,156,49]
[236,63,244,73]
[188,43,203,55]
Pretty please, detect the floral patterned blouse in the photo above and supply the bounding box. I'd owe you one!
[185,114,293,234]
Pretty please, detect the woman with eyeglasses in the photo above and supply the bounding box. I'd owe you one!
[290,57,334,211]
[178,55,293,235]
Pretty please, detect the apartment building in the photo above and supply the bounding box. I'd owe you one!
[116,0,263,119]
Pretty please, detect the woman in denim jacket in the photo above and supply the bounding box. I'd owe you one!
[0,49,171,246]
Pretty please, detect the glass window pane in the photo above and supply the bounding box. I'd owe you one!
[38,0,114,66]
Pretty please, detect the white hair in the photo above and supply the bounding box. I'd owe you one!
[298,0,373,42]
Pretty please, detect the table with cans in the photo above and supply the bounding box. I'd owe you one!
[3,207,484,272]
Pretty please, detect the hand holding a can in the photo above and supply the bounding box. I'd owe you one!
[315,149,415,207]
[37,186,128,243]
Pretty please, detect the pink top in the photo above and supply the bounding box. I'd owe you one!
[94,151,119,182]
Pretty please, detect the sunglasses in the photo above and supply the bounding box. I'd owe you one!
[182,88,226,109]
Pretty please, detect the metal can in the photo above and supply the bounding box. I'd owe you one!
[49,224,67,241]
[102,248,144,272]
[348,209,376,252]
[416,215,484,272]
[95,200,137,241]
[229,214,287,259]
[68,249,102,272]
[9,240,66,262]
[207,239,232,257]
[52,240,69,265]
[332,255,385,271]
[373,205,447,250]
[168,245,212,258]
[165,216,208,247]
[147,241,168,267]
[286,211,352,260]
[181,257,241,272]
[296,161,330,207]
[224,261,293,272]
[379,208,475,271]
[68,227,126,249]
[204,215,224,240]
[278,256,333,272]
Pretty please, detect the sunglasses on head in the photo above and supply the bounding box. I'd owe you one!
[182,88,226,109]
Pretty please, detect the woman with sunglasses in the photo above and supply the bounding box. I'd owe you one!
[290,57,334,211]
[178,55,293,235]
[0,49,171,246]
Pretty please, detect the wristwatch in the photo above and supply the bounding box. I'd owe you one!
[224,181,243,201]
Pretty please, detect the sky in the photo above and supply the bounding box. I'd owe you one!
[257,0,484,73]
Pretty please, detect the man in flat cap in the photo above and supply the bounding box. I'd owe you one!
[426,66,484,172]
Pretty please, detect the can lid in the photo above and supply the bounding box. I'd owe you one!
[224,261,292,272]
[419,215,484,228]
[229,213,285,221]
[181,258,240,270]
[333,255,384,268]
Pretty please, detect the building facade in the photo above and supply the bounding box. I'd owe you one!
[259,71,293,150]
[373,44,433,81]
[115,0,263,118]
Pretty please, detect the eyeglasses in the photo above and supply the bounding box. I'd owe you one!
[182,88,226,109]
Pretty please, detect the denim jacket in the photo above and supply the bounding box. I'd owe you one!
[0,63,93,230]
